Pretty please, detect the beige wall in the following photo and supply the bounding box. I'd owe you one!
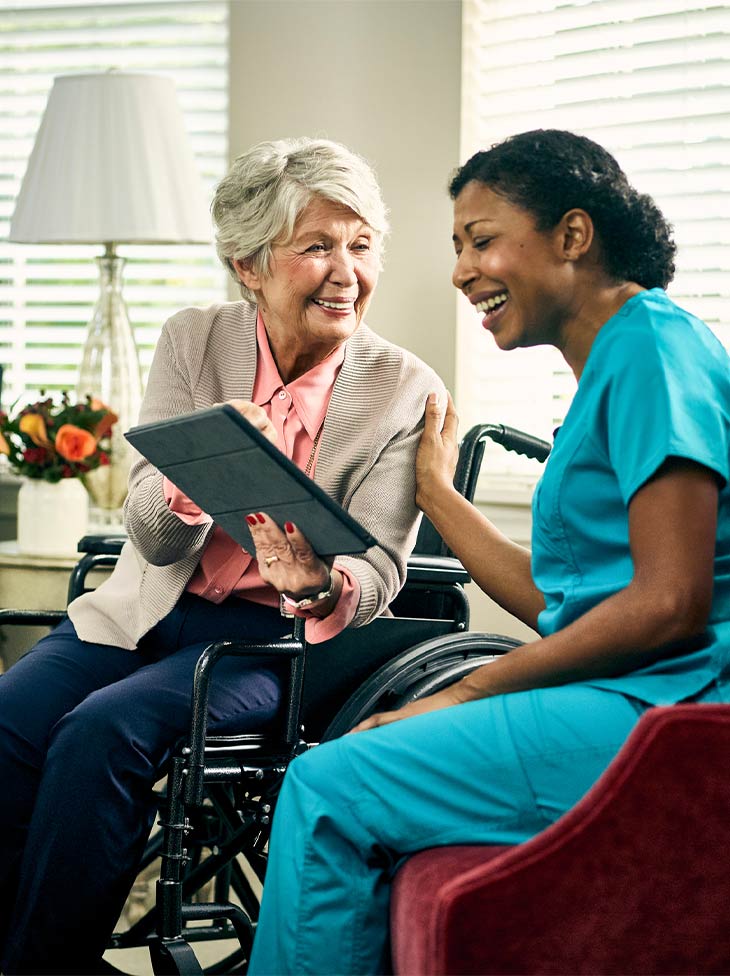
[228,0,461,389]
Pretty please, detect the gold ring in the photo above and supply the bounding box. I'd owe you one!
[264,555,280,567]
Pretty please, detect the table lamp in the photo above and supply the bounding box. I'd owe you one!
[9,72,212,520]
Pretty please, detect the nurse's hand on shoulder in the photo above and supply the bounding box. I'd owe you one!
[350,682,467,733]
[224,399,278,445]
[415,391,460,513]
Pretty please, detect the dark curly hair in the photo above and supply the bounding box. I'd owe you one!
[449,130,676,289]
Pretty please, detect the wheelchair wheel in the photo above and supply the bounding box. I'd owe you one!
[320,631,522,741]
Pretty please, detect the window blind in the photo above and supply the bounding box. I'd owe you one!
[0,0,228,407]
[458,0,730,502]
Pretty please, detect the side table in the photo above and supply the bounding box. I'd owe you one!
[0,541,112,671]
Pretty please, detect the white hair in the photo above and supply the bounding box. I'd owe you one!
[212,137,390,302]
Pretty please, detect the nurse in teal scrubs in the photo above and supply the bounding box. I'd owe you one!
[248,129,730,975]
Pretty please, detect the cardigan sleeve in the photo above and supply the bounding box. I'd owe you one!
[123,314,214,566]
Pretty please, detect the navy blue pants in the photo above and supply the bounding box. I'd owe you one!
[0,592,290,975]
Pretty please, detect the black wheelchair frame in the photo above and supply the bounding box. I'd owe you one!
[0,423,550,975]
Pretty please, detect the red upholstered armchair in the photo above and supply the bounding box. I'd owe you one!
[390,703,730,975]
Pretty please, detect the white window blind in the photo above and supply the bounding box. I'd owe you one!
[458,0,730,502]
[0,0,229,408]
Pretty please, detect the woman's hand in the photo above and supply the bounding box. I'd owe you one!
[246,513,341,614]
[415,391,460,513]
[350,683,467,733]
[225,399,278,445]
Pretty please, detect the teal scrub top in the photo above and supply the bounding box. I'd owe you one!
[531,288,730,704]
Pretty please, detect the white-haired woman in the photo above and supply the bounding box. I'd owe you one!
[0,137,445,975]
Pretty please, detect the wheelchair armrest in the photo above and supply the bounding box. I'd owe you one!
[185,623,306,805]
[77,533,127,556]
[406,554,470,585]
[66,534,127,603]
[0,608,66,627]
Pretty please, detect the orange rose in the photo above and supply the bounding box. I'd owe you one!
[55,424,98,461]
[19,413,53,448]
[0,430,9,455]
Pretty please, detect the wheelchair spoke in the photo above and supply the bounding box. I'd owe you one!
[227,856,262,921]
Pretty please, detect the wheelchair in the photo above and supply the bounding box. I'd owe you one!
[0,422,550,975]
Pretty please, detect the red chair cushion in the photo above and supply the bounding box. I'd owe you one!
[392,845,509,974]
[390,704,730,975]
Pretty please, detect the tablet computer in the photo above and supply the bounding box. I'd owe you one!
[124,404,379,556]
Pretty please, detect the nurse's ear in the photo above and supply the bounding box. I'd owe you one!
[557,209,594,262]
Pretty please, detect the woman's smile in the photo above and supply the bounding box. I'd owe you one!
[472,289,510,331]
[310,295,357,315]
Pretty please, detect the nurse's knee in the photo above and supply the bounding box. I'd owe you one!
[283,737,354,803]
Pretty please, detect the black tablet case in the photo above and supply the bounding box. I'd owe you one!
[125,404,378,556]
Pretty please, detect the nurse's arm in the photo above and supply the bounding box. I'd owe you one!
[354,458,719,732]
[454,456,719,701]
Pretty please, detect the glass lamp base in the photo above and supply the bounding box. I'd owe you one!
[87,503,126,534]
[77,245,143,513]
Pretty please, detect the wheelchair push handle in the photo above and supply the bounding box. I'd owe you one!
[485,424,551,463]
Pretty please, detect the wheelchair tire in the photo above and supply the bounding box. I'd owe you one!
[320,631,522,742]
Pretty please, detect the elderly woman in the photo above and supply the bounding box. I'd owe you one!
[0,137,444,975]
[247,129,730,974]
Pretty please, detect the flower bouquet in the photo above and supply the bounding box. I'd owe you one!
[0,393,119,556]
[0,392,117,483]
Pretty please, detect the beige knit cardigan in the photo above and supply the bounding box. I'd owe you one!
[69,300,446,649]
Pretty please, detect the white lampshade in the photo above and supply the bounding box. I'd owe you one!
[9,72,211,244]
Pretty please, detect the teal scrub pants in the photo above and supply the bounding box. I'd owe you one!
[248,684,648,976]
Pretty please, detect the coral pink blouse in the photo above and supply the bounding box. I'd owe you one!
[163,311,360,642]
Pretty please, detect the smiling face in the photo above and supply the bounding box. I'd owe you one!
[451,180,578,352]
[234,196,379,370]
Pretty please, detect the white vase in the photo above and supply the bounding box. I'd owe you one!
[17,478,89,558]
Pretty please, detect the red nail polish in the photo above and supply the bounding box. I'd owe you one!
[246,515,257,526]
[285,522,294,533]
[256,512,266,524]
